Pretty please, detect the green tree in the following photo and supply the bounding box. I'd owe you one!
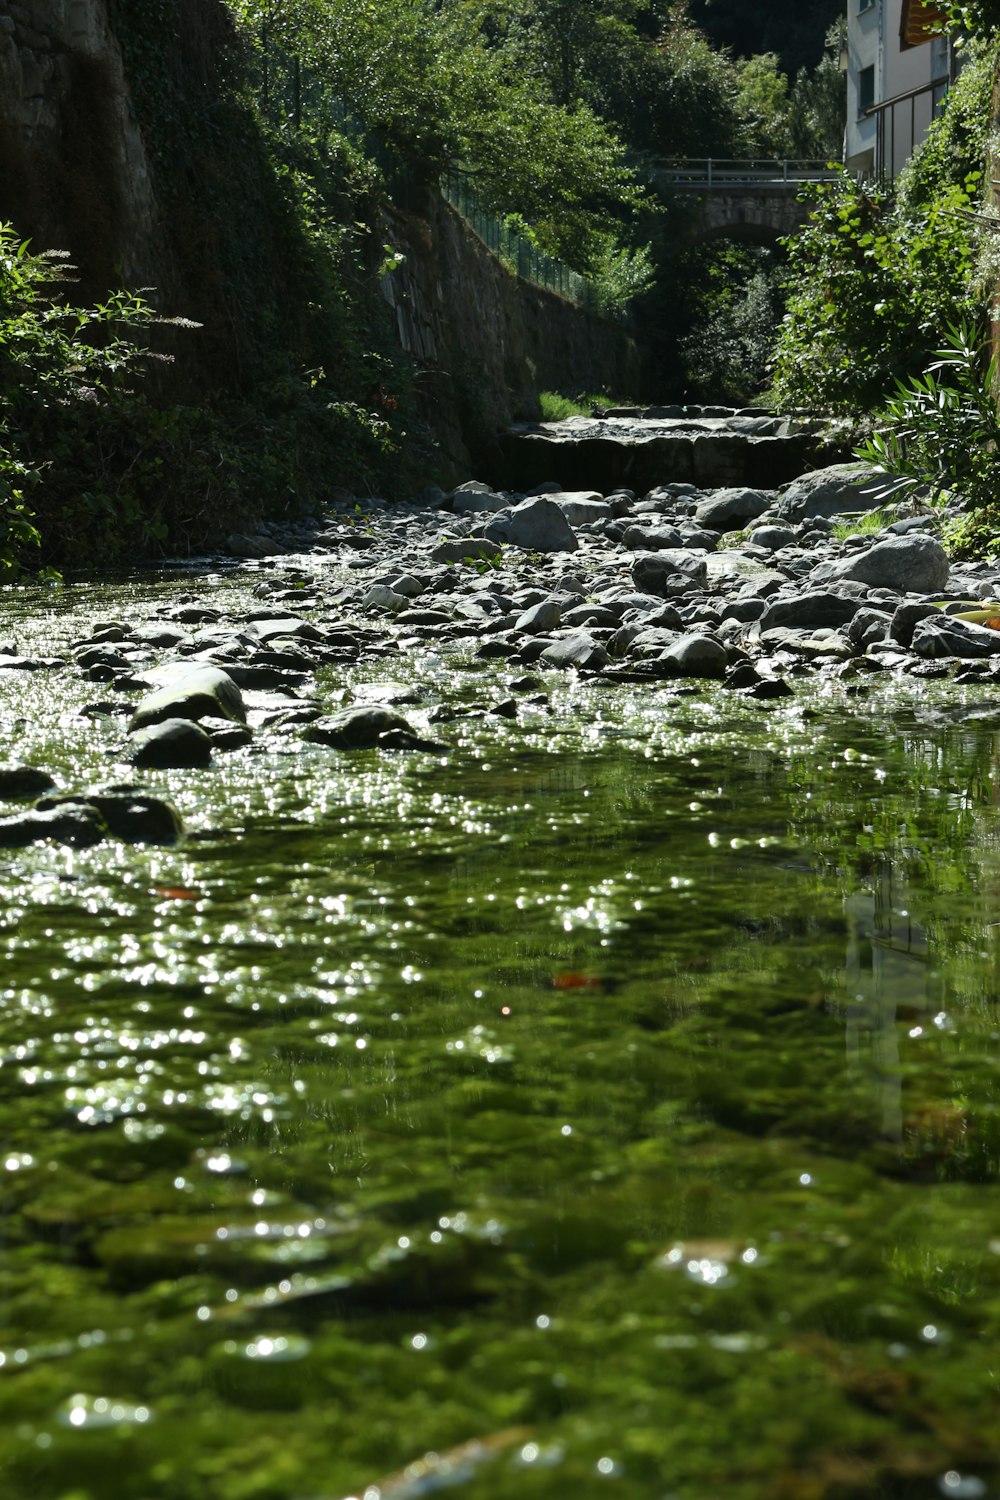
[232,0,650,272]
[937,1,1000,34]
[769,32,992,412]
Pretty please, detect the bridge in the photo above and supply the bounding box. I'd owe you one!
[650,159,842,244]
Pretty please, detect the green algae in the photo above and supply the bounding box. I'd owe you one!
[4,578,1000,1497]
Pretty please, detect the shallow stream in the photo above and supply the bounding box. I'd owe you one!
[4,568,1000,1500]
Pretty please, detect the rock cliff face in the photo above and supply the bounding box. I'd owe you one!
[0,0,158,298]
[380,192,640,475]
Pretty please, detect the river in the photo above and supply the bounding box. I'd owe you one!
[2,557,1000,1500]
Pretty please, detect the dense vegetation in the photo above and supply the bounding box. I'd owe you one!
[686,0,844,75]
[8,0,998,573]
[0,0,853,576]
[770,36,993,412]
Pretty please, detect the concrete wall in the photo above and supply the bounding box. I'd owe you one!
[379,193,641,479]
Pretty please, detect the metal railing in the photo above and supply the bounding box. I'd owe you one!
[440,169,595,309]
[654,159,842,189]
[863,75,951,183]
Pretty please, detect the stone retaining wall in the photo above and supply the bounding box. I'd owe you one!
[380,193,641,478]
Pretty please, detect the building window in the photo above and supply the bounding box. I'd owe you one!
[859,64,875,112]
[858,0,875,11]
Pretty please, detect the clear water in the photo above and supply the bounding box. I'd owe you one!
[3,574,1000,1500]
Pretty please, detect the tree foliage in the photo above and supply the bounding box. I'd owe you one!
[231,0,651,272]
[937,1,1000,36]
[769,37,994,412]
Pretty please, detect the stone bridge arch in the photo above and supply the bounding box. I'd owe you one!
[649,162,839,246]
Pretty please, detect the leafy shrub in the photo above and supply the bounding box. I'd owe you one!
[0,228,158,577]
[0,226,407,578]
[680,245,787,405]
[769,172,979,412]
[855,323,1000,544]
[770,39,994,413]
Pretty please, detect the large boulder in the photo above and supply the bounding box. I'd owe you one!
[129,666,246,733]
[0,764,57,799]
[548,492,612,525]
[302,705,441,751]
[758,590,864,633]
[695,488,773,531]
[506,498,579,553]
[623,524,685,551]
[776,463,898,522]
[810,535,949,594]
[910,615,1000,660]
[431,537,505,564]
[245,617,327,645]
[515,600,563,634]
[0,802,107,848]
[662,634,729,678]
[632,552,707,599]
[452,489,510,515]
[128,719,214,769]
[30,790,183,844]
[539,632,610,670]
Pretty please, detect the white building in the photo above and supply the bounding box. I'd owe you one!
[845,0,956,178]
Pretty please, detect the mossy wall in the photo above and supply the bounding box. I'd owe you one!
[380,191,641,477]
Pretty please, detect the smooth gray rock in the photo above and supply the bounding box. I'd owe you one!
[431,538,505,564]
[846,607,892,650]
[549,492,612,525]
[776,463,898,522]
[695,488,773,531]
[386,573,425,598]
[749,525,796,552]
[910,616,1000,660]
[363,583,409,611]
[128,719,214,769]
[629,560,690,599]
[633,551,707,592]
[890,600,940,647]
[36,790,184,844]
[130,666,246,732]
[0,802,107,848]
[623,524,685,551]
[0,765,57,799]
[810,535,949,594]
[662,634,729,678]
[539,632,610,670]
[453,491,510,515]
[758,627,851,658]
[625,627,684,659]
[758,591,865,632]
[515,600,563,634]
[303,705,421,749]
[246,617,326,644]
[507,498,579,553]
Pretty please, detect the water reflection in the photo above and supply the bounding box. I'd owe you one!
[845,858,939,1145]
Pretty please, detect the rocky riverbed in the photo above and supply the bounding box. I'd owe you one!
[8,432,1000,1500]
[2,446,1000,848]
